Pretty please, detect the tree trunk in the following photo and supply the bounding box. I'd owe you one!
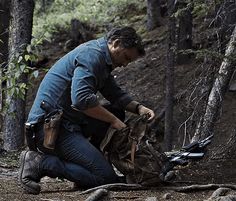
[3,0,34,151]
[64,19,94,51]
[164,0,176,151]
[192,25,236,142]
[215,1,236,53]
[69,19,93,47]
[146,0,162,31]
[39,0,54,13]
[0,0,10,111]
[176,3,193,64]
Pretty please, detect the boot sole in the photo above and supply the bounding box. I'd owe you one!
[18,150,40,195]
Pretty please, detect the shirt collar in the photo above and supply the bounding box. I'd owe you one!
[97,37,113,69]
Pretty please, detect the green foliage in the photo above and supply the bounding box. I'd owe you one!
[179,48,222,61]
[3,57,36,101]
[172,0,218,21]
[172,1,210,20]
[33,0,145,41]
[1,40,42,103]
[192,2,209,19]
[179,48,236,64]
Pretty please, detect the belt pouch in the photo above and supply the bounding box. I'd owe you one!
[43,110,63,150]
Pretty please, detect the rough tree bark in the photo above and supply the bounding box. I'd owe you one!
[176,2,193,64]
[0,0,10,111]
[164,0,176,151]
[215,0,236,53]
[146,0,162,31]
[192,25,236,142]
[39,0,53,13]
[64,19,94,51]
[3,0,35,151]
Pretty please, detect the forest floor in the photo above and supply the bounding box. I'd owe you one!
[0,156,236,200]
[1,5,236,201]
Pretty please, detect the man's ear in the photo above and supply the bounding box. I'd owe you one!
[113,39,121,49]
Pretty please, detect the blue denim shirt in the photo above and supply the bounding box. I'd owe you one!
[27,37,133,124]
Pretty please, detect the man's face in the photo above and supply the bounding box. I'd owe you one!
[109,40,140,68]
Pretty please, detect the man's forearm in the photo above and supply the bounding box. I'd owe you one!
[83,104,118,124]
[83,104,126,130]
[125,100,141,114]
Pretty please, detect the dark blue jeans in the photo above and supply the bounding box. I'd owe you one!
[35,105,125,188]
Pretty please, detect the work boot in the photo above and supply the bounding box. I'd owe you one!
[18,150,43,194]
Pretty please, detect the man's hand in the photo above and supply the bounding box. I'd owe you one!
[138,105,155,121]
[82,104,126,130]
[111,118,127,130]
[125,101,155,121]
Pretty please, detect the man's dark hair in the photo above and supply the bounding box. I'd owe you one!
[106,27,145,56]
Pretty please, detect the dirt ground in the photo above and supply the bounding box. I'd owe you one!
[0,160,235,201]
[1,140,236,201]
[0,176,213,201]
[1,9,236,201]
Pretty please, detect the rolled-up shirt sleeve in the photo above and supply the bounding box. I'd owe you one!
[100,75,133,109]
[71,65,99,111]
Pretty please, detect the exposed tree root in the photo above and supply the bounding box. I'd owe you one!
[80,183,236,197]
[85,189,108,201]
[165,184,236,192]
[80,183,143,195]
[209,187,230,198]
[204,187,236,201]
